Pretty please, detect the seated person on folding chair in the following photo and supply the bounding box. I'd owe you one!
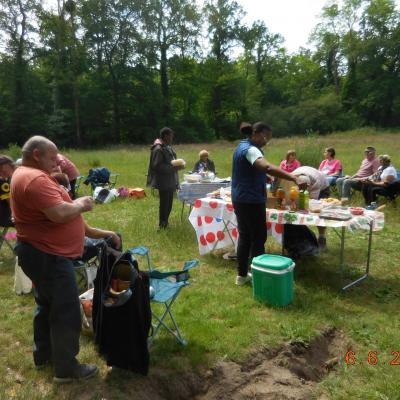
[361,154,397,209]
[0,155,17,217]
[318,147,342,186]
[54,154,80,200]
[0,156,17,249]
[336,146,380,201]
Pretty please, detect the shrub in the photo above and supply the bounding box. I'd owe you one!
[6,143,22,161]
[295,131,324,168]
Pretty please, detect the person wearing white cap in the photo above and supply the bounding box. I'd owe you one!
[336,146,380,200]
[292,166,330,249]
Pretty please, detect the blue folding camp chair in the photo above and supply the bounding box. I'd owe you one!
[128,246,199,346]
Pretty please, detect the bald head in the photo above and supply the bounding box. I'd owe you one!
[22,136,57,160]
[22,136,59,173]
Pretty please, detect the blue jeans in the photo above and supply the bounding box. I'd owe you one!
[326,176,338,186]
[15,242,81,376]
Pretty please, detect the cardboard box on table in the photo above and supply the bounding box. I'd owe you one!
[267,179,294,209]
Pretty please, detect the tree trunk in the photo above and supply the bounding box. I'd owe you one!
[109,67,120,143]
[73,82,82,146]
[160,44,170,122]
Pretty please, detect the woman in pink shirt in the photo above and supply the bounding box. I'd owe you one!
[279,150,301,173]
[318,147,342,185]
[56,154,80,199]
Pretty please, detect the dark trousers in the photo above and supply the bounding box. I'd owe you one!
[233,202,267,277]
[362,184,389,204]
[70,178,77,200]
[159,189,174,227]
[15,242,81,376]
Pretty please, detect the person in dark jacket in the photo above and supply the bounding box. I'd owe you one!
[232,122,305,286]
[147,127,184,229]
[193,150,216,174]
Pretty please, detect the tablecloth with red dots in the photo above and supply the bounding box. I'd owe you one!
[188,198,384,255]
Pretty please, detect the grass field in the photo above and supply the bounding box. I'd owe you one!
[1,129,400,399]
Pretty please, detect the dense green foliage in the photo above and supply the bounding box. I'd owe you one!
[0,0,399,147]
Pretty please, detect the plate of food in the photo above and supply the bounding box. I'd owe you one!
[321,197,342,206]
[171,158,186,167]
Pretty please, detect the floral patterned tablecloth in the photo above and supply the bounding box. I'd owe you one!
[188,198,385,255]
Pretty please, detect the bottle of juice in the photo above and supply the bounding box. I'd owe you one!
[276,187,285,209]
[289,186,299,211]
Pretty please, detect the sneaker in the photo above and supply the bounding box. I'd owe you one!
[366,203,378,210]
[54,364,98,384]
[235,275,252,286]
[318,236,327,251]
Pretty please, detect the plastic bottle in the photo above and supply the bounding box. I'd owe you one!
[299,190,305,210]
[276,187,285,209]
[289,186,299,210]
[304,190,310,211]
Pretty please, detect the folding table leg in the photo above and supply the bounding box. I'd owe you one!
[341,222,372,291]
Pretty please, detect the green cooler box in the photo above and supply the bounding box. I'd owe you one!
[251,254,295,306]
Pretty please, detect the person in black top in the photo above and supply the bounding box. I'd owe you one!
[193,150,216,174]
[0,155,16,227]
[146,127,185,229]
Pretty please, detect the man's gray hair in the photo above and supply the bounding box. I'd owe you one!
[22,136,57,160]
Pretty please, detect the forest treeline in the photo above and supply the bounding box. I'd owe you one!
[0,0,399,147]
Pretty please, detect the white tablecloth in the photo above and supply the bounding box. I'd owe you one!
[189,198,385,255]
[178,181,231,205]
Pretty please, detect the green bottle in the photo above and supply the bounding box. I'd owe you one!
[299,190,305,210]
[304,190,309,210]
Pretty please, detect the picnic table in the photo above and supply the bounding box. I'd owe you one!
[177,179,231,220]
[188,197,385,290]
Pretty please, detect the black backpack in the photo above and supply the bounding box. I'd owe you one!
[283,224,319,259]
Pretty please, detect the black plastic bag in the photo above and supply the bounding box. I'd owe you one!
[283,224,319,259]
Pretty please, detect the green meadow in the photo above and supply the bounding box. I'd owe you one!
[1,129,400,399]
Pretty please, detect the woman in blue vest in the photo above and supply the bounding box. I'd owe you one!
[232,122,305,285]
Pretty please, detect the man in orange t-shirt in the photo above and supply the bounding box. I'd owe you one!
[11,136,99,383]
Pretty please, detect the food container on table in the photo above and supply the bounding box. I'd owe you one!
[184,173,201,183]
[309,199,323,213]
[350,207,364,216]
[200,172,215,182]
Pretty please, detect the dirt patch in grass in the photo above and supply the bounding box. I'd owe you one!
[120,328,349,400]
[195,328,348,400]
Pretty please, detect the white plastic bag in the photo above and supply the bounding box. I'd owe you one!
[14,256,32,295]
[93,186,119,204]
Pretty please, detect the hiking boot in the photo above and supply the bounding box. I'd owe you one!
[318,236,327,251]
[235,274,252,286]
[53,364,98,384]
